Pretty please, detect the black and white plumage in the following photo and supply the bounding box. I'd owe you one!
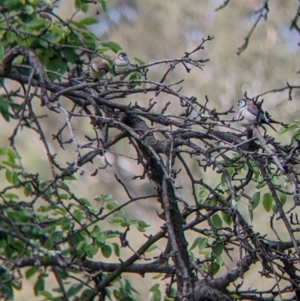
[112,50,131,75]
[237,99,277,132]
[237,99,258,127]
[89,57,110,80]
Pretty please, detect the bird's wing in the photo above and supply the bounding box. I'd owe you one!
[246,102,258,116]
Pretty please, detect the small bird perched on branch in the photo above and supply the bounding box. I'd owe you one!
[89,57,110,80]
[237,99,277,132]
[113,50,131,75]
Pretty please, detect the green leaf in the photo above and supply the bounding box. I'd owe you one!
[208,262,220,276]
[189,237,201,251]
[146,244,157,253]
[73,209,83,222]
[76,240,86,251]
[40,291,53,299]
[24,184,32,197]
[79,198,91,206]
[61,48,77,64]
[137,220,150,232]
[134,57,146,65]
[107,232,118,239]
[101,41,122,52]
[0,45,4,61]
[0,100,10,121]
[106,201,120,210]
[7,149,17,161]
[90,225,100,237]
[211,214,222,229]
[34,276,45,296]
[101,245,112,258]
[75,0,82,10]
[81,3,89,13]
[3,193,19,200]
[2,160,20,169]
[222,212,233,226]
[278,123,297,135]
[25,267,38,279]
[67,283,83,297]
[112,243,120,256]
[25,4,34,15]
[50,231,63,243]
[255,181,266,189]
[198,237,208,250]
[263,193,273,212]
[212,244,223,257]
[150,289,161,301]
[0,148,8,155]
[58,181,70,191]
[0,283,13,299]
[279,193,286,206]
[152,273,162,280]
[79,17,98,26]
[6,32,17,43]
[25,18,46,29]
[198,187,208,199]
[62,175,76,181]
[46,58,68,79]
[248,206,253,222]
[99,0,107,12]
[96,232,107,244]
[150,284,160,292]
[292,128,300,144]
[61,218,72,231]
[59,193,69,200]
[272,204,278,214]
[5,169,12,183]
[252,191,260,210]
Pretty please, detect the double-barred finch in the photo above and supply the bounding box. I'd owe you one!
[113,50,131,75]
[89,57,110,80]
[237,99,277,132]
[237,99,258,128]
[258,110,277,132]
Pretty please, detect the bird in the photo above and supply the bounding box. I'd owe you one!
[258,110,278,132]
[236,99,277,132]
[112,50,131,75]
[89,57,110,80]
[236,99,258,128]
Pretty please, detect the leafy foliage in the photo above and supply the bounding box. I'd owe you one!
[1,1,300,301]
